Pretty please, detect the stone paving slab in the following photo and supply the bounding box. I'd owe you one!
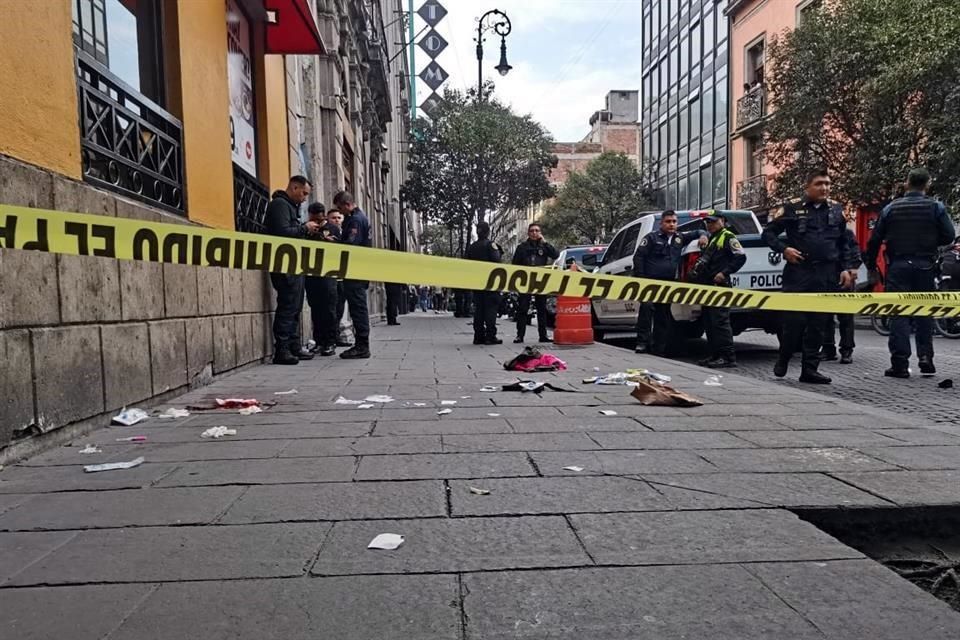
[355,452,536,480]
[590,430,754,450]
[0,463,179,494]
[313,515,589,575]
[644,472,893,508]
[569,509,862,565]
[372,417,513,436]
[507,416,650,433]
[0,493,33,515]
[0,486,245,531]
[219,481,446,524]
[698,447,896,473]
[462,565,825,639]
[177,411,321,427]
[279,435,444,457]
[441,432,600,453]
[103,439,289,463]
[774,413,910,429]
[6,523,331,586]
[0,583,156,640]
[744,559,960,639]
[0,530,76,581]
[833,470,960,505]
[155,457,356,487]
[876,427,960,446]
[557,404,689,418]
[530,450,718,476]
[637,415,788,431]
[108,575,461,640]
[730,429,907,449]
[857,445,960,470]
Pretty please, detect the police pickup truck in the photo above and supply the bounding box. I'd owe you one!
[590,210,785,340]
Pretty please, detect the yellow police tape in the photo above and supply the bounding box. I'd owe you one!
[2,204,959,317]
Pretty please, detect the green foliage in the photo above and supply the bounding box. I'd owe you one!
[401,84,556,254]
[764,0,960,211]
[539,152,655,245]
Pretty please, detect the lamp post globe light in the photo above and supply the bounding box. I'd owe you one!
[475,9,512,99]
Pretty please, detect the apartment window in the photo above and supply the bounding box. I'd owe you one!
[651,128,660,161]
[666,181,677,208]
[689,96,701,140]
[700,165,712,207]
[670,45,679,87]
[690,20,702,65]
[689,171,700,208]
[747,39,765,86]
[680,35,689,77]
[701,87,714,135]
[678,105,689,145]
[713,159,726,204]
[715,2,726,44]
[703,11,715,56]
[797,0,822,24]
[746,134,764,176]
[715,70,727,126]
[678,176,689,209]
[73,0,165,103]
[659,123,668,158]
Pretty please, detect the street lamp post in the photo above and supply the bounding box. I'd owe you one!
[475,9,512,100]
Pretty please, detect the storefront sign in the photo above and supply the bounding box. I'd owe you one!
[227,0,257,177]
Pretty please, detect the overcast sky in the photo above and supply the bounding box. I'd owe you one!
[411,0,643,142]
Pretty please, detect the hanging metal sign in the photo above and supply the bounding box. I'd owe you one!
[418,61,449,91]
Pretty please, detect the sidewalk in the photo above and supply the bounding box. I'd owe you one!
[2,314,960,639]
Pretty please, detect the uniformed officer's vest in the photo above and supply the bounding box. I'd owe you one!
[689,228,734,282]
[884,197,941,259]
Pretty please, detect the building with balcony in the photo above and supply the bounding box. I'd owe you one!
[0,0,415,455]
[641,0,730,212]
[726,0,820,220]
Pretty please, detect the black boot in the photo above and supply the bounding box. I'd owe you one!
[705,356,737,369]
[320,344,336,357]
[839,351,853,365]
[918,357,936,375]
[773,357,789,378]
[340,343,371,359]
[273,347,299,365]
[819,348,838,361]
[799,369,832,384]
[884,367,910,379]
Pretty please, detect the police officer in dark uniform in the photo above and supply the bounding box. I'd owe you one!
[687,213,746,368]
[633,210,707,354]
[762,169,859,384]
[304,202,340,356]
[466,221,503,345]
[865,168,956,378]
[265,176,319,365]
[512,222,559,343]
[820,228,861,364]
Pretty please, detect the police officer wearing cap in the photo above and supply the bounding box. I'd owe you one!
[687,212,746,368]
[633,210,707,355]
[865,168,956,378]
[512,222,559,343]
[466,222,503,345]
[762,169,859,384]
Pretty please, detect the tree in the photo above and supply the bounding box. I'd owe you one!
[539,152,655,246]
[402,84,556,256]
[764,0,960,211]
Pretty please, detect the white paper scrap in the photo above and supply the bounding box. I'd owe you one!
[440,400,457,406]
[479,386,498,392]
[274,389,298,396]
[563,466,584,472]
[704,375,724,386]
[599,410,618,416]
[157,408,190,419]
[358,404,375,409]
[487,413,501,417]
[437,408,453,415]
[201,427,237,439]
[468,486,491,495]
[364,395,395,403]
[79,444,102,454]
[238,406,263,415]
[335,396,365,405]
[367,533,404,550]
[84,457,145,473]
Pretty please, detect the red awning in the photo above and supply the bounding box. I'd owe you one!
[265,0,326,55]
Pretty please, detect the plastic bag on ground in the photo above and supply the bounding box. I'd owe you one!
[112,408,149,426]
[157,408,190,419]
[201,427,237,439]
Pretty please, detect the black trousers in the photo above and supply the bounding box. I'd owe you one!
[886,259,936,368]
[305,276,338,348]
[270,273,305,351]
[343,280,370,346]
[636,302,673,354]
[385,283,403,324]
[516,294,549,340]
[473,291,500,341]
[703,306,735,360]
[454,289,469,317]
[336,282,346,328]
[780,263,837,372]
[822,314,855,355]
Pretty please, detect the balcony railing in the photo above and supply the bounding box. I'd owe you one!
[737,174,768,210]
[76,49,185,214]
[233,164,270,234]
[736,85,766,131]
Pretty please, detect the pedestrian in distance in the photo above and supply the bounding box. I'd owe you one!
[512,222,559,343]
[304,202,340,356]
[632,210,707,355]
[265,176,318,365]
[864,168,957,378]
[687,213,746,369]
[333,190,373,359]
[820,228,861,364]
[466,221,503,345]
[762,169,859,384]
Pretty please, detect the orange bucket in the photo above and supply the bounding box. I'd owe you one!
[553,263,594,345]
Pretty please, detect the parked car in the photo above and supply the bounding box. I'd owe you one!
[591,210,785,340]
[543,245,608,328]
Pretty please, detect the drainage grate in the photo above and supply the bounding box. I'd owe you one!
[795,506,960,612]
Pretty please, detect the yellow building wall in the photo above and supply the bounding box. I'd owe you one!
[261,56,290,191]
[0,2,81,178]
[175,0,234,229]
